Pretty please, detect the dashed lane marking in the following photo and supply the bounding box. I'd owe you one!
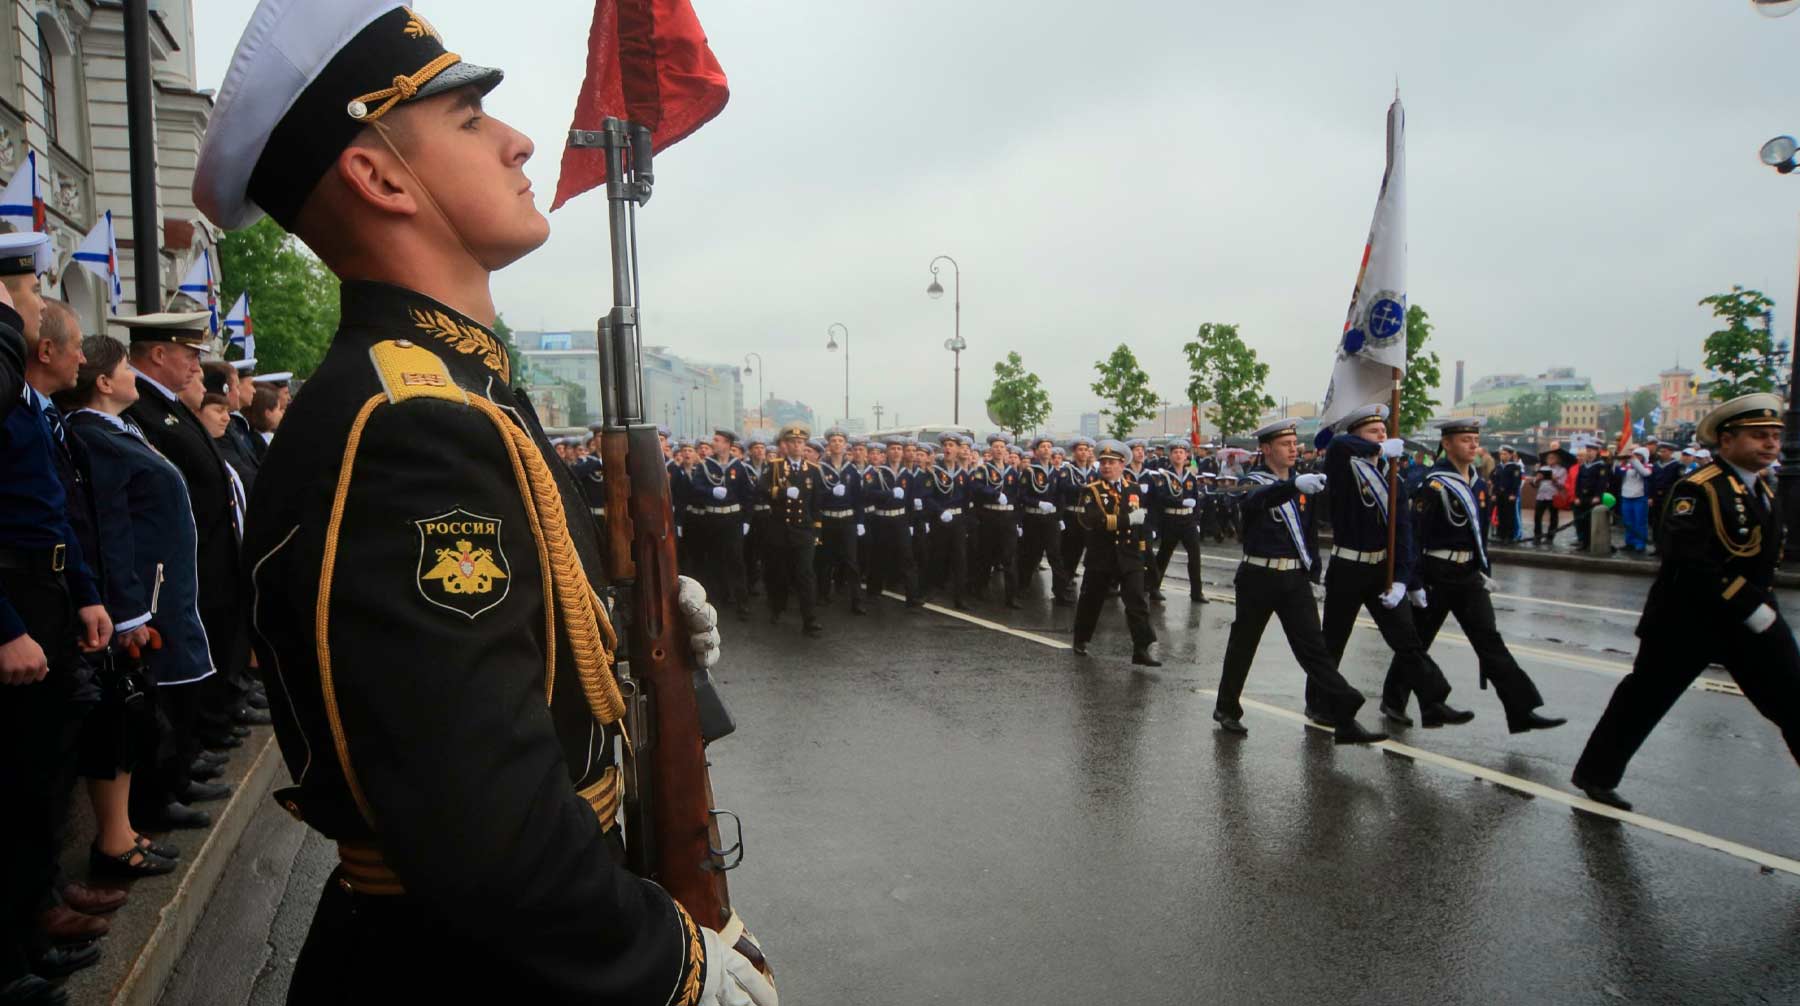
[885,586,1794,876]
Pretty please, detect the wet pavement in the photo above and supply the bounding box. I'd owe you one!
[169,555,1800,1005]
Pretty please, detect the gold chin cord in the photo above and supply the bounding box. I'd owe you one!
[369,118,489,272]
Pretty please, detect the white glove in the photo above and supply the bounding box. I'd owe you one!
[1408,588,1428,608]
[856,524,865,537]
[1311,582,1326,602]
[676,526,683,539]
[997,492,1009,505]
[699,926,778,1006]
[741,523,750,536]
[1481,574,1498,593]
[1017,525,1024,538]
[1058,521,1065,531]
[711,486,729,500]
[1379,438,1405,460]
[1127,509,1147,527]
[1378,582,1407,609]
[831,484,846,497]
[1746,604,1778,634]
[677,576,723,669]
[1295,473,1327,494]
[785,486,800,500]
[940,510,955,524]
[913,498,923,511]
[1038,500,1056,513]
[1138,483,1150,495]
[892,487,905,500]
[1181,498,1196,508]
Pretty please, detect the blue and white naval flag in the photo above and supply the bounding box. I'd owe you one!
[71,210,122,313]
[224,291,254,361]
[176,248,220,336]
[0,151,42,231]
[1317,96,1407,446]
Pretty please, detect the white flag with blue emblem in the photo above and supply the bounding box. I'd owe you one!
[1317,96,1407,442]
[176,248,219,336]
[71,210,122,314]
[224,292,253,361]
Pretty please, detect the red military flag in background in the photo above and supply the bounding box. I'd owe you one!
[1190,404,1202,449]
[552,0,730,210]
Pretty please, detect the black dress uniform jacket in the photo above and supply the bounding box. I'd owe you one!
[1640,460,1783,635]
[242,283,701,1003]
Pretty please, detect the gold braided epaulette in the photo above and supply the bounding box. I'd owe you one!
[1685,466,1721,485]
[369,339,465,406]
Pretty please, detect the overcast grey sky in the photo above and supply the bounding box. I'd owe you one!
[194,1,1800,429]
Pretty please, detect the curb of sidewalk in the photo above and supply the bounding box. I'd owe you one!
[109,732,282,1006]
[1316,530,1800,588]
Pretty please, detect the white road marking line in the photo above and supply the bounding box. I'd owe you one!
[886,586,1796,876]
[1216,692,1800,879]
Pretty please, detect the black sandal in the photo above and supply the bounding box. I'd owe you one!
[134,834,181,860]
[89,843,176,878]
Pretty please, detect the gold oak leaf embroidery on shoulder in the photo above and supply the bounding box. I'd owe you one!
[409,308,510,383]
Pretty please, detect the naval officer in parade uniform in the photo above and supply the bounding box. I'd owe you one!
[1573,395,1800,811]
[1070,440,1160,666]
[193,3,771,1003]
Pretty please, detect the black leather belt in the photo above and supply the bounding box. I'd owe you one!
[0,543,66,574]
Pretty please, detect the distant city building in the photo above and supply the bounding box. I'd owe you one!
[513,331,743,439]
[1078,413,1101,438]
[524,383,572,429]
[1657,366,1712,433]
[1128,403,1221,442]
[1458,367,1597,421]
[827,417,868,436]
[760,397,816,435]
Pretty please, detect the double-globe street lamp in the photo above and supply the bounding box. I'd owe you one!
[926,254,965,424]
[742,352,765,431]
[825,323,849,429]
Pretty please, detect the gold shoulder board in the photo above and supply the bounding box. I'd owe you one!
[369,340,466,406]
[1685,466,1721,485]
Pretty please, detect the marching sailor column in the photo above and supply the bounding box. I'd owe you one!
[758,423,826,636]
[1573,395,1800,811]
[1315,405,1470,728]
[813,427,865,614]
[1016,435,1069,603]
[1383,417,1566,733]
[861,435,922,608]
[922,437,969,609]
[1148,438,1208,604]
[1057,437,1095,604]
[1070,440,1159,666]
[1212,419,1387,744]
[742,435,771,596]
[686,429,752,621]
[969,433,1022,608]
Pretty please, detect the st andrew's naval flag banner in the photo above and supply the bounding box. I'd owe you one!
[1317,96,1407,445]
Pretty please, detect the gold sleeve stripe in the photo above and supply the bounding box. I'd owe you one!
[1724,576,1747,600]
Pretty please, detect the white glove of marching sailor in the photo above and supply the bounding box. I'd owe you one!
[1378,582,1407,610]
[700,926,778,1006]
[1138,483,1150,495]
[996,492,1009,506]
[784,486,799,500]
[1038,500,1056,514]
[1181,498,1196,509]
[913,498,923,511]
[831,484,846,497]
[1379,438,1405,460]
[1746,604,1778,634]
[677,575,722,670]
[741,523,749,536]
[1127,509,1147,527]
[939,510,955,524]
[1480,574,1499,593]
[1017,525,1024,538]
[1295,473,1327,495]
[856,524,865,537]
[1408,588,1428,609]
[892,487,906,500]
[712,486,729,501]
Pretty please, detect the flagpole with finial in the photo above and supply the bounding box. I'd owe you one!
[1385,81,1404,591]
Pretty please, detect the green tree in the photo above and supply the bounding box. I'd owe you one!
[986,351,1052,436]
[1600,386,1660,438]
[1182,322,1274,440]
[1090,343,1159,440]
[491,314,531,388]
[1501,388,1562,431]
[1400,305,1442,436]
[215,218,339,378]
[1699,285,1780,399]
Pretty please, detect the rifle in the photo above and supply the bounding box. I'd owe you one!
[572,118,768,974]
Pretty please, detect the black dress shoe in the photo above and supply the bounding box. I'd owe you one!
[244,689,270,710]
[905,599,926,609]
[1131,648,1161,667]
[1570,773,1633,812]
[1004,598,1023,610]
[952,601,972,611]
[1420,701,1475,727]
[134,834,180,859]
[0,974,68,1004]
[851,600,867,615]
[201,732,242,751]
[1378,703,1414,727]
[1191,594,1210,604]
[1148,589,1166,602]
[89,843,177,879]
[189,760,224,782]
[194,749,227,767]
[180,781,232,804]
[233,706,273,726]
[1334,720,1390,745]
[802,620,824,638]
[1212,710,1248,735]
[1052,596,1074,607]
[144,802,212,830]
[229,724,252,738]
[1071,640,1089,656]
[31,941,100,979]
[1303,706,1335,727]
[1508,710,1568,734]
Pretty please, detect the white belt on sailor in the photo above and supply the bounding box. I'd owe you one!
[1243,555,1303,571]
[939,506,963,517]
[820,508,855,518]
[1164,507,1194,515]
[589,506,606,517]
[1424,548,1474,563]
[875,507,908,517]
[982,503,1015,512]
[1330,546,1386,563]
[703,504,742,515]
[753,504,771,512]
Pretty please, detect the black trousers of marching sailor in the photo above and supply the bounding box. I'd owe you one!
[1315,554,1451,714]
[1382,556,1544,726]
[1216,562,1365,724]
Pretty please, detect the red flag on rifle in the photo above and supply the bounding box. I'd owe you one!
[552,0,730,210]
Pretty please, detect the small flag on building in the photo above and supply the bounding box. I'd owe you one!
[0,152,43,232]
[176,248,220,335]
[71,210,121,314]
[1317,95,1408,446]
[224,291,253,362]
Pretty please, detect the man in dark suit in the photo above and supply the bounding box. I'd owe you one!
[120,312,253,778]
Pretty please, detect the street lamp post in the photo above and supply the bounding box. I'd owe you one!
[825,323,849,427]
[1755,132,1800,560]
[873,401,884,428]
[927,254,964,424]
[743,352,764,430]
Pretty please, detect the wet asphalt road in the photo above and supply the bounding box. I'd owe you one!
[173,550,1800,1005]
